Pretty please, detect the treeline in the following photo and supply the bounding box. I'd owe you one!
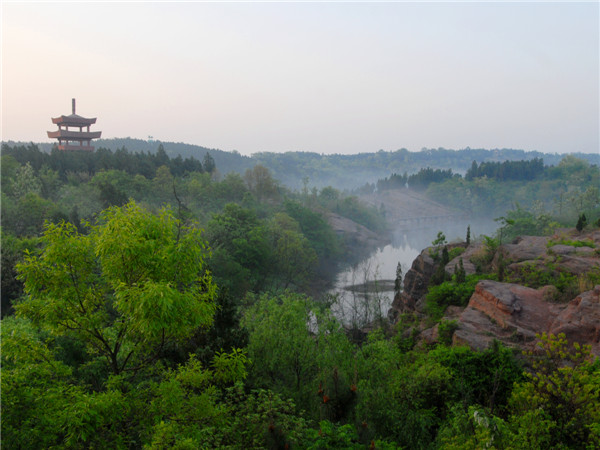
[1,143,214,180]
[372,156,600,223]
[376,158,545,192]
[10,138,600,190]
[376,167,456,191]
[465,157,544,181]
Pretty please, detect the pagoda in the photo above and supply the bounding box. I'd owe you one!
[47,99,101,151]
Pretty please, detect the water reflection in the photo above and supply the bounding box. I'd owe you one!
[329,219,496,327]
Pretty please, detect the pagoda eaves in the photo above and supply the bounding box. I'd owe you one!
[51,114,97,126]
[47,130,102,140]
[47,99,101,152]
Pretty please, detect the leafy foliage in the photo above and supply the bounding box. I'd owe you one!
[242,292,355,418]
[16,201,217,375]
[509,333,600,447]
[426,274,495,321]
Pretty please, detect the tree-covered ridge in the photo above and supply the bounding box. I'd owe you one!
[372,156,600,222]
[6,138,599,189]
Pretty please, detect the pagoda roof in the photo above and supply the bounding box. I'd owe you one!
[51,114,97,126]
[47,130,102,139]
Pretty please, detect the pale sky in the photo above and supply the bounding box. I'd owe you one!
[2,2,598,155]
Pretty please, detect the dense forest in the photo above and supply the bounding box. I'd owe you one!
[2,142,600,448]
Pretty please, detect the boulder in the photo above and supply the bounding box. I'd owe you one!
[446,243,482,276]
[549,285,600,355]
[467,280,560,330]
[502,236,549,263]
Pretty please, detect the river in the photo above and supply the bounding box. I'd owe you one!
[329,218,497,327]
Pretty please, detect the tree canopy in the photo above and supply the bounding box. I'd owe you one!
[16,201,217,375]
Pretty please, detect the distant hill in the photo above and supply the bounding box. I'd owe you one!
[8,138,599,190]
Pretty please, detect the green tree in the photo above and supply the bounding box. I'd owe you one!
[38,165,62,200]
[153,164,174,203]
[431,245,450,285]
[244,164,279,203]
[1,316,133,448]
[154,143,169,166]
[2,192,62,237]
[243,292,354,417]
[355,331,453,448]
[0,154,21,192]
[1,231,39,316]
[11,161,42,199]
[206,203,273,294]
[284,199,341,267]
[269,213,317,290]
[203,152,216,174]
[394,262,403,296]
[16,201,217,375]
[508,333,600,448]
[576,213,587,232]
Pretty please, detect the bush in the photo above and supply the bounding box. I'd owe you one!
[448,246,465,261]
[426,274,495,321]
[506,261,579,302]
[438,320,459,346]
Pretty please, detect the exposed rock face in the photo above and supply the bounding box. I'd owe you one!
[455,281,600,356]
[446,243,482,276]
[454,281,564,351]
[389,228,600,355]
[549,285,600,356]
[388,247,437,320]
[359,189,460,226]
[501,236,549,263]
[389,242,469,320]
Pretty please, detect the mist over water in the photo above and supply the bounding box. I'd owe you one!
[330,218,497,326]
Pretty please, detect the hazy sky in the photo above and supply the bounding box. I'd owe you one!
[2,2,598,155]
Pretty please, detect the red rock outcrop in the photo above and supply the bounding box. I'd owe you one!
[389,228,600,355]
[454,281,564,351]
[549,285,600,355]
[454,281,600,356]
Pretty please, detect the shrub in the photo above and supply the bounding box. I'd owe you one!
[448,246,465,261]
[438,320,459,346]
[425,274,495,321]
[547,238,595,249]
[506,261,579,302]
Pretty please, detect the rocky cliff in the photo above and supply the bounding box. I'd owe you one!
[389,229,600,355]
